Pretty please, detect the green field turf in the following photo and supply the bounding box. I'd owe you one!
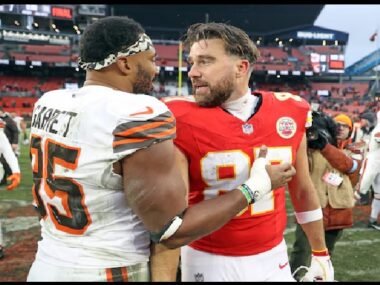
[1,137,379,281]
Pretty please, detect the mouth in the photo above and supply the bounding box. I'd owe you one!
[193,83,209,93]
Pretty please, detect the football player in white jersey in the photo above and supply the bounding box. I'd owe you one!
[26,16,296,282]
[359,110,380,230]
[0,118,21,259]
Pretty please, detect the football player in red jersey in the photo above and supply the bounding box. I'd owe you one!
[163,22,334,281]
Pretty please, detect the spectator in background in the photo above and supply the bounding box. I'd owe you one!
[290,112,361,281]
[0,118,21,259]
[358,110,380,230]
[352,111,377,146]
[10,112,28,145]
[0,107,19,185]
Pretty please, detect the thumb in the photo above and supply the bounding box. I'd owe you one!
[257,145,268,159]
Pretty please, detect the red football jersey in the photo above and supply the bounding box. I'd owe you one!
[165,91,311,256]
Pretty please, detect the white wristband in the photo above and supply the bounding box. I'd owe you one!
[294,208,323,224]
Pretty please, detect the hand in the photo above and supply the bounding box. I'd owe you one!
[302,253,334,282]
[242,145,271,203]
[7,173,21,191]
[243,145,295,203]
[265,160,296,190]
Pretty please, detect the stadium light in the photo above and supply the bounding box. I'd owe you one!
[275,37,279,42]
[322,40,326,46]
[33,22,39,28]
[14,20,20,26]
[55,28,60,33]
[335,40,338,46]
[51,23,56,29]
[76,30,81,35]
[289,38,293,42]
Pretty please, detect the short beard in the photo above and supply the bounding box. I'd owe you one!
[133,64,153,95]
[194,76,234,108]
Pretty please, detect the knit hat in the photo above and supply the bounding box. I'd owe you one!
[334,114,353,130]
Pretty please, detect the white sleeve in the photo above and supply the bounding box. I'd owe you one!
[359,149,380,194]
[0,132,20,173]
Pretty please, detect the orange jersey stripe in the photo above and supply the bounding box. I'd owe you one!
[106,268,113,282]
[121,267,128,282]
[113,127,176,147]
[114,116,175,138]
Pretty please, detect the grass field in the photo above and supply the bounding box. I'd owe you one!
[1,137,379,281]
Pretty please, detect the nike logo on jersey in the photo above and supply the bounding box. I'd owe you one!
[279,261,289,269]
[130,106,154,116]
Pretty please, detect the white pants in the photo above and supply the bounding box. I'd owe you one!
[370,196,380,222]
[27,259,149,282]
[181,239,295,282]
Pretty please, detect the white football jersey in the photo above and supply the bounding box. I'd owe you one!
[359,113,380,196]
[30,85,175,268]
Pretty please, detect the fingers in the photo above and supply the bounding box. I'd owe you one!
[7,182,17,191]
[266,164,296,189]
[6,173,21,191]
[257,145,268,159]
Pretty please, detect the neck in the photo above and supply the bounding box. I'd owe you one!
[221,89,257,121]
[84,71,132,93]
[83,79,122,91]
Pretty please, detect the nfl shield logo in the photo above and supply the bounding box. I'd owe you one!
[242,123,254,134]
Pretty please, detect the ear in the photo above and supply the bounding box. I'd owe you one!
[116,56,132,75]
[236,59,250,78]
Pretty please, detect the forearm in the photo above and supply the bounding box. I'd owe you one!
[320,144,353,173]
[0,133,20,173]
[161,188,247,249]
[359,157,379,194]
[150,243,180,281]
[299,219,327,251]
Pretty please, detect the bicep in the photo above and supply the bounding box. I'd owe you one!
[175,147,189,198]
[121,139,187,233]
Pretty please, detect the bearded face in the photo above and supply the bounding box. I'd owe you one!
[133,64,155,95]
[192,73,235,107]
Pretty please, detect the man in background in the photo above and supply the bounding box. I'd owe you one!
[0,107,19,186]
[0,118,21,259]
[359,110,380,230]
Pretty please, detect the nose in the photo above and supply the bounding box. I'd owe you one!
[188,64,201,78]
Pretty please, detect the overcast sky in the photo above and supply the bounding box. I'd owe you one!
[314,4,380,68]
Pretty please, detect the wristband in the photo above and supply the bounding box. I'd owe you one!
[238,184,256,205]
[312,248,329,256]
[294,208,322,224]
[347,159,358,174]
